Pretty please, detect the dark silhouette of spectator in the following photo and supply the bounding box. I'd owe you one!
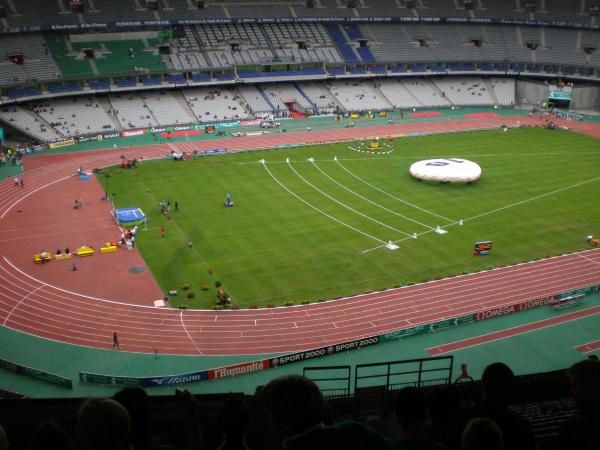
[174,388,206,450]
[113,387,154,450]
[261,374,396,450]
[29,420,75,450]
[76,397,132,450]
[427,387,461,447]
[217,395,251,450]
[448,362,535,450]
[0,424,8,450]
[395,386,447,449]
[557,358,600,450]
[461,417,503,450]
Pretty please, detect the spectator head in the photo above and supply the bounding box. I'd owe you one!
[568,358,600,412]
[113,387,151,450]
[461,417,503,450]
[76,398,131,450]
[30,420,75,450]
[261,375,326,437]
[481,362,514,402]
[395,386,428,431]
[218,395,250,439]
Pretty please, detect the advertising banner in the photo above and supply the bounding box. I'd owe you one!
[475,296,555,321]
[48,139,75,149]
[121,129,146,137]
[269,336,380,368]
[240,119,261,127]
[1,357,72,388]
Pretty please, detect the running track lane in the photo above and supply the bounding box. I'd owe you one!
[575,340,600,354]
[426,305,600,356]
[1,116,600,355]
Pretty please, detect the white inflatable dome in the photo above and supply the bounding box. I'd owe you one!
[409,158,482,183]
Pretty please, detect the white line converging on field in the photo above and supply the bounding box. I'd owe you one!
[334,157,456,223]
[309,158,438,231]
[287,158,415,239]
[260,160,389,245]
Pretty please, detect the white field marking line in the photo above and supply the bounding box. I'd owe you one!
[236,151,600,165]
[310,159,437,230]
[3,285,45,326]
[0,147,168,213]
[0,224,117,244]
[426,305,600,355]
[180,310,203,355]
[575,338,600,352]
[2,257,163,309]
[361,226,439,254]
[334,158,455,223]
[362,174,600,253]
[261,161,387,245]
[576,252,600,267]
[257,250,600,317]
[457,174,600,225]
[286,159,415,239]
[0,175,72,219]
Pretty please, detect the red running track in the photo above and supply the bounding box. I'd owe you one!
[575,340,600,354]
[1,116,600,355]
[427,305,600,356]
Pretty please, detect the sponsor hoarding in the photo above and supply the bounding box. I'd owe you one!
[475,296,555,321]
[1,357,72,388]
[240,119,261,127]
[121,129,146,137]
[48,139,75,149]
[269,336,380,368]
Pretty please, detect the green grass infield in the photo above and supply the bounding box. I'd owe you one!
[105,127,600,309]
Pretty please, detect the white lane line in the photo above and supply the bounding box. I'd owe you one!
[1,175,72,219]
[335,158,455,222]
[460,174,600,224]
[3,257,160,309]
[361,174,600,254]
[3,285,44,326]
[180,310,203,355]
[576,252,600,267]
[261,161,387,245]
[310,158,436,231]
[287,159,414,239]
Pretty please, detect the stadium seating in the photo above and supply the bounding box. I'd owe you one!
[29,97,117,136]
[0,105,64,141]
[141,91,196,126]
[237,84,275,114]
[182,87,249,122]
[328,80,392,111]
[109,94,159,129]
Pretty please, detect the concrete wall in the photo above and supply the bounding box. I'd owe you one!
[571,85,600,111]
[516,79,548,107]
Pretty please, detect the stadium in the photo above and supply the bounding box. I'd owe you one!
[0,0,600,449]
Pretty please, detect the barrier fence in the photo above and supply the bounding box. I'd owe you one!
[0,357,72,389]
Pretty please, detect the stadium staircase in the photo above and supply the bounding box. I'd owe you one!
[482,78,500,105]
[344,25,377,63]
[174,91,201,122]
[428,79,455,106]
[325,24,361,64]
[256,85,277,113]
[97,96,123,131]
[293,82,319,114]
